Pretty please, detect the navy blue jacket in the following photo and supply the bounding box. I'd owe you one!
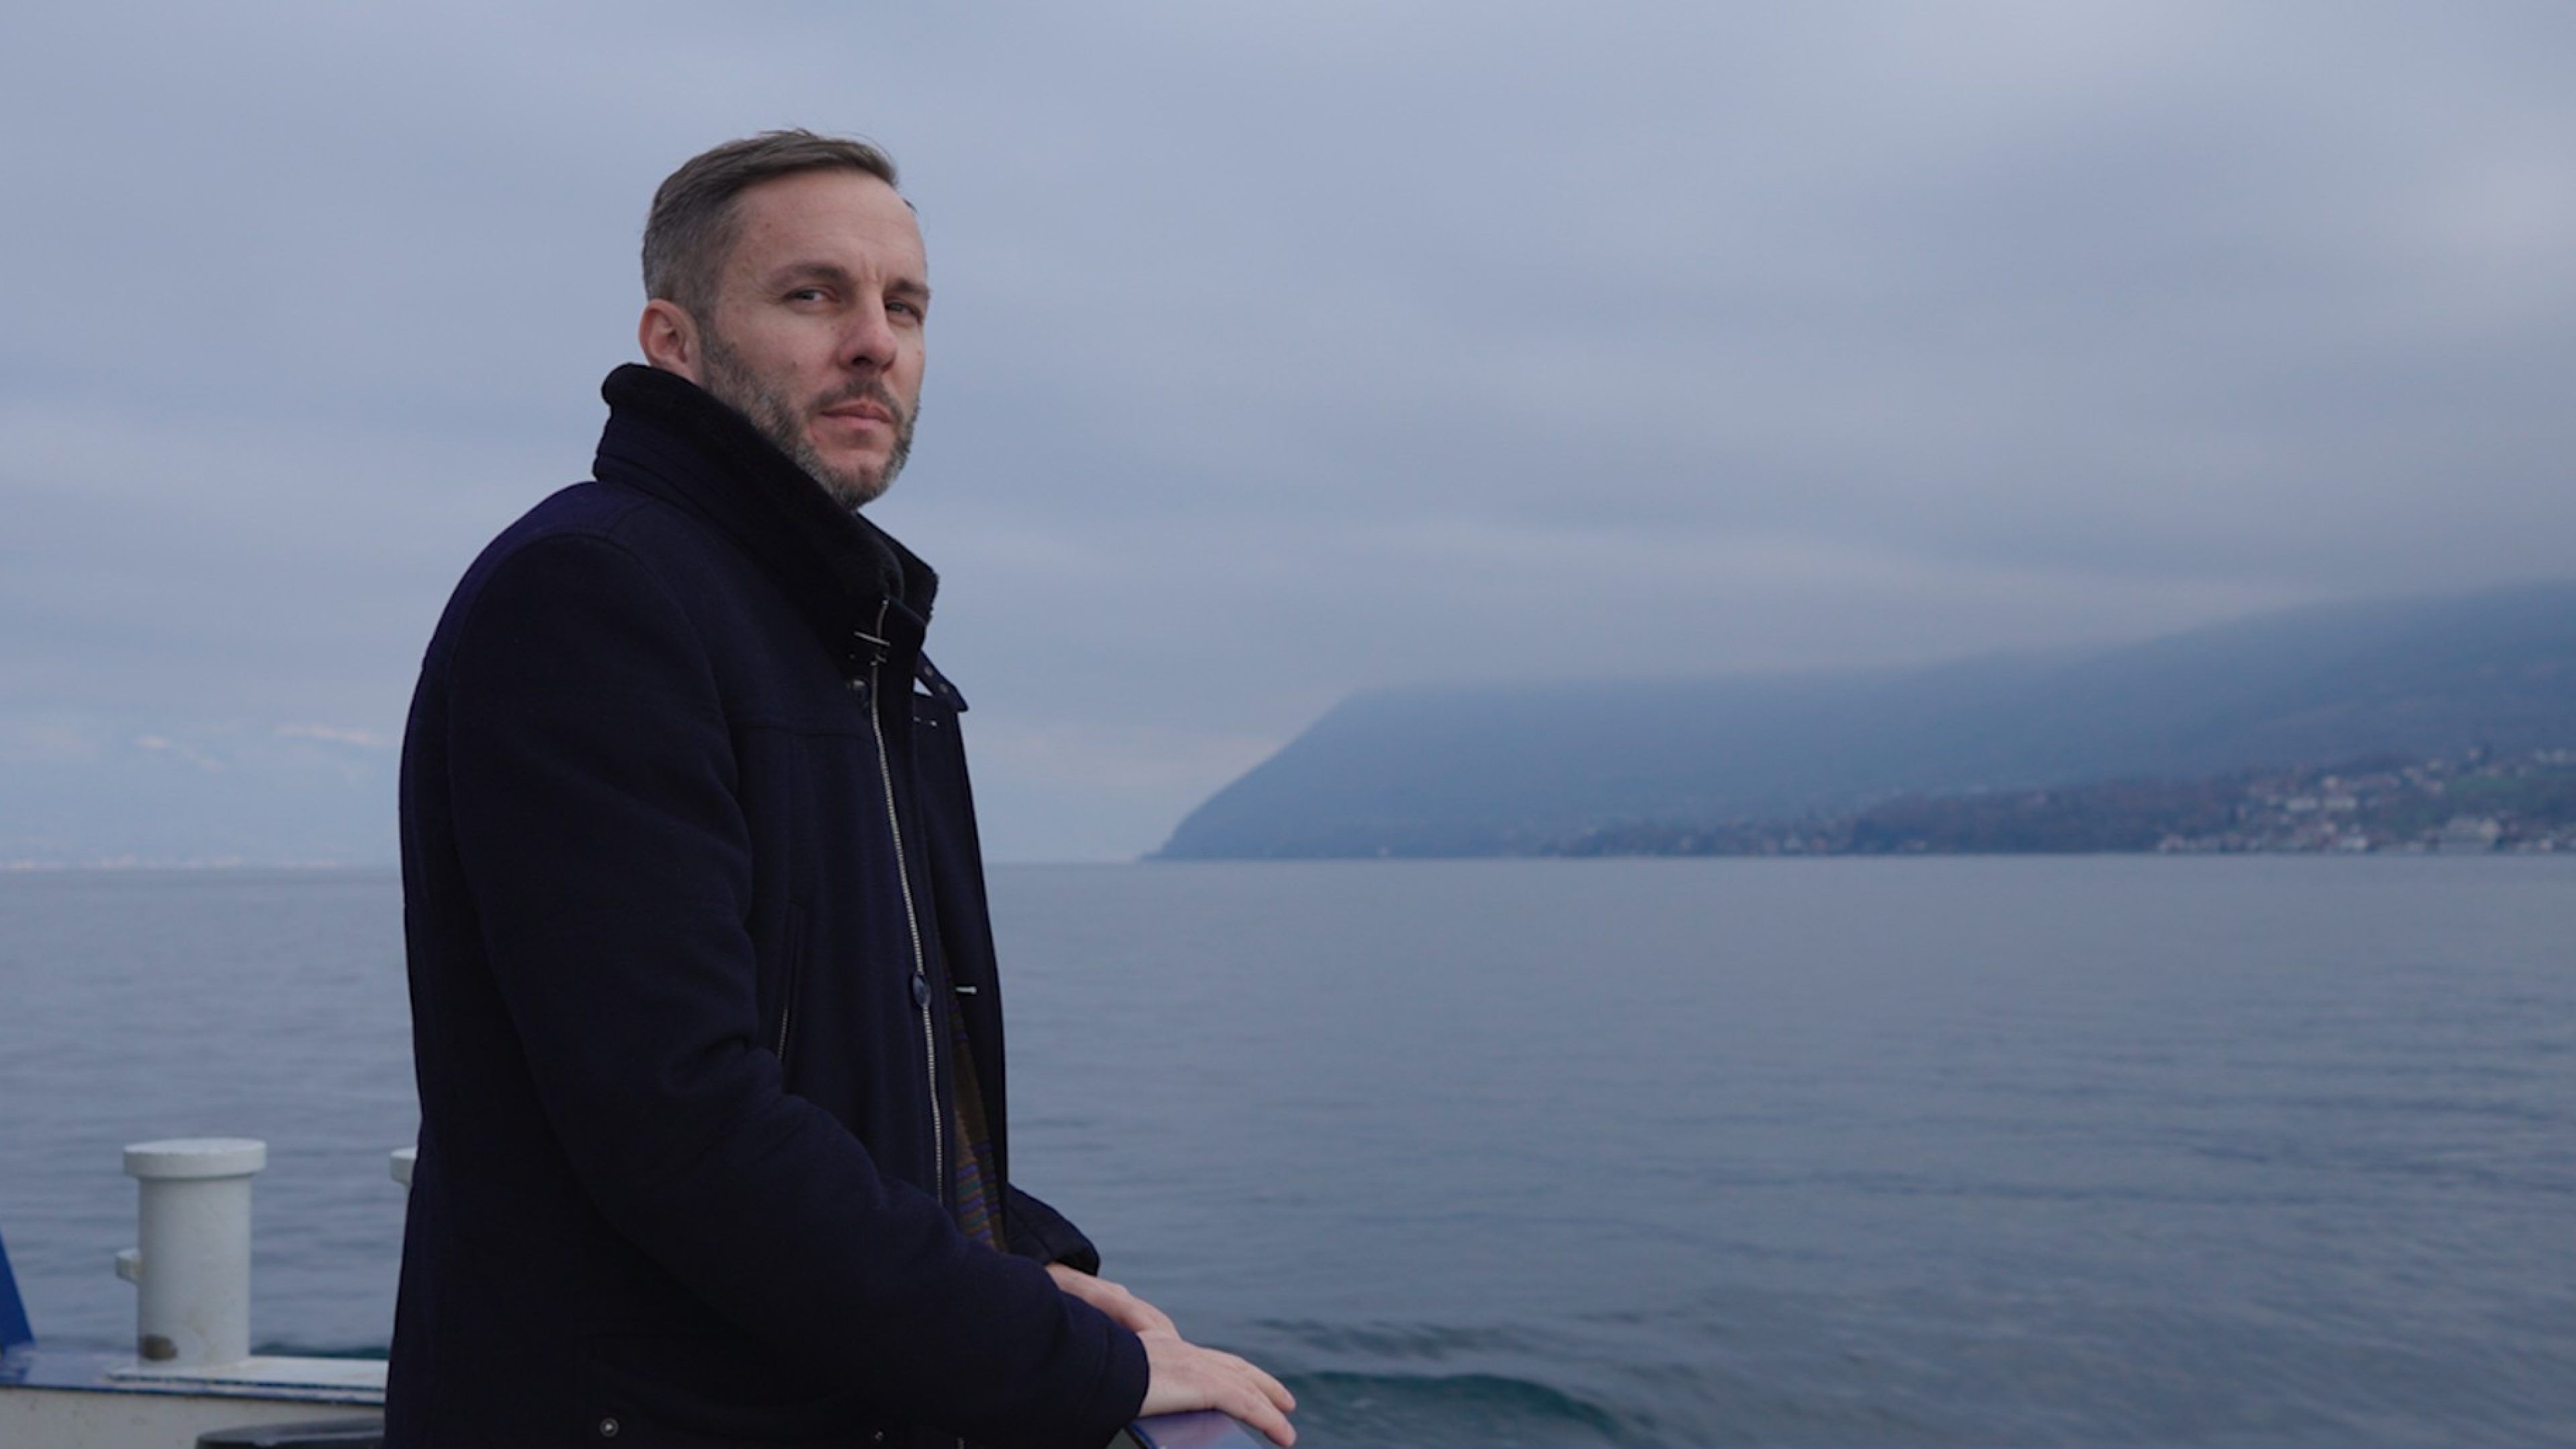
[388,365,1148,1448]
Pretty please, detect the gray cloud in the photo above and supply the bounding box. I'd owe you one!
[4,1,2573,859]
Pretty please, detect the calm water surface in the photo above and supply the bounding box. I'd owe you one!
[1,858,2571,1446]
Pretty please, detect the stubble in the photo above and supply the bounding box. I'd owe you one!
[699,327,915,511]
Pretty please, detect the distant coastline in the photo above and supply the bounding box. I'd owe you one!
[1158,582,2576,861]
[1545,747,2576,858]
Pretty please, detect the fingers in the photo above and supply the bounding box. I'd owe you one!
[1139,1333,1299,1447]
[1044,1271,1293,1440]
[1085,1275,1176,1336]
[1222,1375,1297,1447]
[1210,1349,1297,1444]
[1196,1344,1295,1415]
[1107,1283,1177,1336]
[1046,1265,1181,1337]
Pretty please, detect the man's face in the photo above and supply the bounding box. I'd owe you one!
[690,169,929,508]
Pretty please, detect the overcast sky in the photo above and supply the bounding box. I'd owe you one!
[4,1,2573,861]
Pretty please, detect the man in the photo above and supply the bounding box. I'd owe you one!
[388,131,1295,1448]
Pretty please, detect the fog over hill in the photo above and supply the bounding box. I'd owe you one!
[1155,582,2576,859]
[13,582,2572,869]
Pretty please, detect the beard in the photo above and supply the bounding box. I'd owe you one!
[699,327,914,511]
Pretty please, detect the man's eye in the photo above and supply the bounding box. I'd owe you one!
[889,300,924,321]
[786,287,828,303]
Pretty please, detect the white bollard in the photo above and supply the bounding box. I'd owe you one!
[117,1137,266,1367]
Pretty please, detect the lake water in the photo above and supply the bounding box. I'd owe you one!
[1,859,2571,1446]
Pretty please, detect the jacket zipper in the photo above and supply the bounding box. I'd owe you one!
[859,606,945,1199]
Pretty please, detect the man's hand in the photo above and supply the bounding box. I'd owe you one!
[1045,1263,1177,1336]
[1137,1329,1298,1447]
[1044,1265,1297,1446]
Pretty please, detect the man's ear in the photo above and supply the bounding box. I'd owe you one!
[639,299,703,382]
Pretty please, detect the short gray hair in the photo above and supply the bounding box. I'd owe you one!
[642,129,901,319]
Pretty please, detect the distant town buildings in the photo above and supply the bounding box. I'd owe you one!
[1550,747,2576,857]
[2150,749,2574,855]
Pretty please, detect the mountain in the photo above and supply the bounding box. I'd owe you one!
[1155,581,2576,859]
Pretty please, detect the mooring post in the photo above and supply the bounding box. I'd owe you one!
[0,1222,34,1351]
[117,1137,266,1367]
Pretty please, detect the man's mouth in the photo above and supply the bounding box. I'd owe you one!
[818,386,903,429]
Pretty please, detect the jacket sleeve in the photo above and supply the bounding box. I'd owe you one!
[437,532,1146,1448]
[1006,1185,1103,1275]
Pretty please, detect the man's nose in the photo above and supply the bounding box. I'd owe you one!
[841,301,899,374]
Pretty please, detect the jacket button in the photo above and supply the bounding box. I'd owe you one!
[598,1418,620,1438]
[911,975,930,1008]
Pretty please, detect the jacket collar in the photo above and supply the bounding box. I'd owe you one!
[591,364,938,671]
